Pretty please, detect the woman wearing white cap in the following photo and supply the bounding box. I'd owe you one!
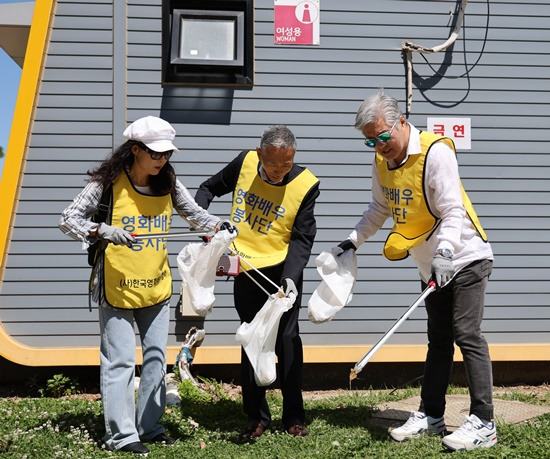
[60,116,235,454]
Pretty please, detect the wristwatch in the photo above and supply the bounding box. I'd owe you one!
[435,248,453,259]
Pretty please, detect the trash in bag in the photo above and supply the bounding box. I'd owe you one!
[235,290,293,386]
[308,247,357,324]
[175,326,205,386]
[177,229,237,316]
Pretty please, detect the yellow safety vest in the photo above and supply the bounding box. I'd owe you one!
[377,132,487,261]
[229,151,319,270]
[103,171,173,309]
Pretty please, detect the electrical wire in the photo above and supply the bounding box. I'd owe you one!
[419,0,490,80]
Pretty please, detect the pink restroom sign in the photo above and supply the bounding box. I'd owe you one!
[274,0,320,45]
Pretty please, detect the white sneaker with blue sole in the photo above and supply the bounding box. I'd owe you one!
[390,411,447,442]
[442,414,497,451]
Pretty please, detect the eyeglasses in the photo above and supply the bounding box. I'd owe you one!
[364,119,399,148]
[140,144,173,160]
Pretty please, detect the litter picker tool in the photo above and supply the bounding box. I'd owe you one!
[226,246,283,298]
[349,279,436,382]
[132,231,214,240]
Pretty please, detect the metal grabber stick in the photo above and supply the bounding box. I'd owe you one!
[349,279,436,382]
[132,231,214,240]
[226,246,284,298]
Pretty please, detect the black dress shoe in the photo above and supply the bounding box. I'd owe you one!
[149,433,175,444]
[119,441,150,454]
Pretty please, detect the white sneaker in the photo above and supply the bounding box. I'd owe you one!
[442,414,497,451]
[390,411,447,442]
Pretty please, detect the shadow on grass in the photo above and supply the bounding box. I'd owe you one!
[307,404,394,441]
[49,404,106,448]
[178,397,255,444]
[178,395,398,444]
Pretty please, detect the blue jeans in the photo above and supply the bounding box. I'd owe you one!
[99,301,169,450]
[420,259,494,421]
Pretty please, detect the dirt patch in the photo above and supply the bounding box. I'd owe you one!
[493,383,550,399]
[2,383,548,404]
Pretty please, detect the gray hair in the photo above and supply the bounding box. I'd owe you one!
[260,125,297,151]
[354,89,403,131]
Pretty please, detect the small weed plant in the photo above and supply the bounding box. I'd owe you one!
[25,373,81,398]
[43,373,81,398]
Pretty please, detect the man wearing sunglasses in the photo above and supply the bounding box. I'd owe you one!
[336,90,496,451]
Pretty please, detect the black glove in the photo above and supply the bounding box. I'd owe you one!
[335,239,357,256]
[97,223,136,248]
[282,278,298,304]
[218,220,238,235]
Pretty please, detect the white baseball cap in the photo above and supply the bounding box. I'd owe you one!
[123,116,179,153]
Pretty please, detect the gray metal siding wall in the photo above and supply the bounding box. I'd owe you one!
[0,0,549,350]
[1,0,116,346]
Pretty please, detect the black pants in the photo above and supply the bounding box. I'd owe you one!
[234,264,305,428]
[420,259,494,421]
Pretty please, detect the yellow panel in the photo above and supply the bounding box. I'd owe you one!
[191,343,550,364]
[1,317,549,368]
[0,0,55,274]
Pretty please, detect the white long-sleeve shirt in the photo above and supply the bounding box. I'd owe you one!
[348,124,493,283]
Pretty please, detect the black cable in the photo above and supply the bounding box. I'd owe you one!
[420,0,490,80]
[424,11,472,108]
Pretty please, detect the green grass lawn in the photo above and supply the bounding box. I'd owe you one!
[0,381,549,458]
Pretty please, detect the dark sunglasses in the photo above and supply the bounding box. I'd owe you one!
[364,119,399,148]
[140,144,173,160]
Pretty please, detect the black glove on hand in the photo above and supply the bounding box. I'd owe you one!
[282,278,298,304]
[431,254,454,287]
[97,223,136,248]
[218,220,238,235]
[335,239,357,256]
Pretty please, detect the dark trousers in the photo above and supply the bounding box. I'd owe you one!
[420,259,494,421]
[234,264,305,428]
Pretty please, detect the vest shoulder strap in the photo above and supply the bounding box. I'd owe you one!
[88,184,113,267]
[419,131,455,153]
[94,183,113,224]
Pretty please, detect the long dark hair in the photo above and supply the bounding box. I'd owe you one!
[87,140,177,195]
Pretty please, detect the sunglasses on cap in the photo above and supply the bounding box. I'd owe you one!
[139,144,174,160]
[364,119,399,148]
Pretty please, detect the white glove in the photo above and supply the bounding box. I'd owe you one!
[282,278,298,304]
[98,223,136,248]
[431,255,454,287]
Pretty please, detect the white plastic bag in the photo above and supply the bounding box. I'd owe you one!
[235,292,293,386]
[308,247,357,324]
[177,230,236,316]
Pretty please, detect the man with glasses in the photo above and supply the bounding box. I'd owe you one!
[336,90,496,451]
